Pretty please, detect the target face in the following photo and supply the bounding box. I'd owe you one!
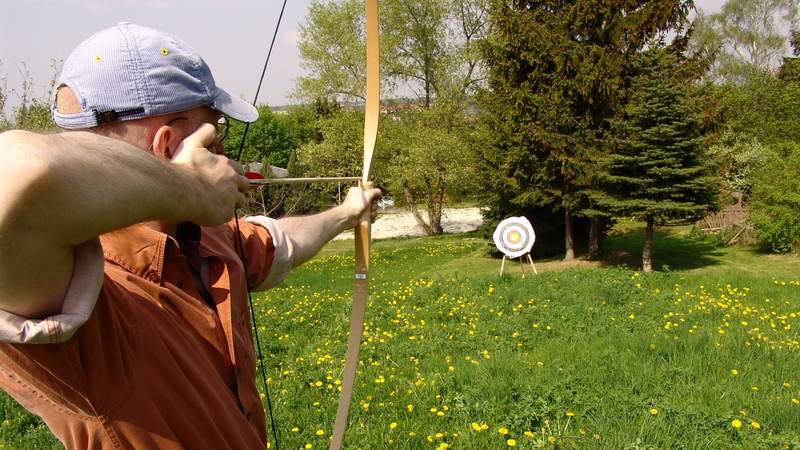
[493,216,535,258]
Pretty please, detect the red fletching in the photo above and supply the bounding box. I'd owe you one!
[244,171,265,180]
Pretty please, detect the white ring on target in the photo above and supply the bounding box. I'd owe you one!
[493,216,535,258]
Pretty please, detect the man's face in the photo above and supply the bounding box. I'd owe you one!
[158,107,228,156]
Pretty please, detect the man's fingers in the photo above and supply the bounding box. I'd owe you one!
[230,160,244,176]
[235,191,248,209]
[236,174,250,193]
[182,123,218,148]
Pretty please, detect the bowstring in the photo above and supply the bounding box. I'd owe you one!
[232,1,288,449]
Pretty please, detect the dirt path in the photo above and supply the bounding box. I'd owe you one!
[334,207,483,240]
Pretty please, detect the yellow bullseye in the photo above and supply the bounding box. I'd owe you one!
[508,230,521,244]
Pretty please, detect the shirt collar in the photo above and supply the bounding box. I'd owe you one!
[99,222,202,283]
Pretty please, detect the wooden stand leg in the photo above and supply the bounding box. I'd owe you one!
[527,253,538,275]
[500,256,506,277]
[518,257,527,278]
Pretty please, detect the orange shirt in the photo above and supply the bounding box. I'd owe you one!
[0,220,280,449]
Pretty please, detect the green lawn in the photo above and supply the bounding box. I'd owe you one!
[2,226,799,449]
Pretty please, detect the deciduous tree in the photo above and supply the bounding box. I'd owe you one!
[693,0,798,82]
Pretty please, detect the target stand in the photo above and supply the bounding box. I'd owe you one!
[493,217,538,277]
[499,252,537,277]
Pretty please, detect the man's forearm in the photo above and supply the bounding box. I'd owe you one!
[275,186,381,268]
[276,206,354,267]
[0,130,203,246]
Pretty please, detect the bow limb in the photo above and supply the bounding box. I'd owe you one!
[330,0,379,448]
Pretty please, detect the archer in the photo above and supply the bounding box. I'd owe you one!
[0,22,380,449]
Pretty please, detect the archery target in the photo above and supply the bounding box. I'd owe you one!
[493,217,535,258]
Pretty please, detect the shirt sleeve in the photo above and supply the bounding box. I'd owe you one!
[0,239,105,344]
[242,216,294,290]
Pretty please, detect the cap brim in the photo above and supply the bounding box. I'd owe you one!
[211,88,258,123]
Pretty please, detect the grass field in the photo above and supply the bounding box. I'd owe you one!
[2,225,799,449]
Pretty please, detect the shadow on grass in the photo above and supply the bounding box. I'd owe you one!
[601,227,725,271]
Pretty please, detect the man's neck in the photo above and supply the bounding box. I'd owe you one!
[140,220,178,237]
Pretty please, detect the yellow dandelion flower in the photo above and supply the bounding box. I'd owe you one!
[731,369,738,376]
[783,382,791,389]
[524,431,534,438]
[731,419,742,429]
[304,444,312,449]
[389,422,397,430]
[566,411,575,417]
[315,429,325,436]
[548,436,556,444]
[750,421,761,430]
[793,398,800,405]
[507,439,517,447]
[650,408,658,416]
[471,422,481,432]
[437,411,445,417]
[481,423,489,431]
[435,432,444,439]
[498,427,509,435]
[291,427,300,432]
[406,404,414,412]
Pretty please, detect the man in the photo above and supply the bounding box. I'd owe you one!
[0,22,380,449]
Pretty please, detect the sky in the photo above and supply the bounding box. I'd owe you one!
[1,0,727,118]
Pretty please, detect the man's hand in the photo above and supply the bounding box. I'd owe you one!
[341,185,382,228]
[170,124,250,225]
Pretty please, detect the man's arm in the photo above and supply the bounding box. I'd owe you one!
[275,186,381,268]
[0,126,248,319]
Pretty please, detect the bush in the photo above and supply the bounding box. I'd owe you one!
[748,142,800,253]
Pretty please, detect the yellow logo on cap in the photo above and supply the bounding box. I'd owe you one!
[160,47,170,56]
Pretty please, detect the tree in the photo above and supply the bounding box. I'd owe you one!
[692,0,798,82]
[778,30,800,81]
[0,61,8,131]
[224,106,317,168]
[295,0,371,103]
[593,50,718,272]
[296,0,489,106]
[479,0,694,260]
[747,142,800,253]
[382,103,478,234]
[295,0,489,235]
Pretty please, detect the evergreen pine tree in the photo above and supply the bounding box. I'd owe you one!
[478,0,694,260]
[594,50,718,272]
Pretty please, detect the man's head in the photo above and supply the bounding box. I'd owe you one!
[52,22,256,155]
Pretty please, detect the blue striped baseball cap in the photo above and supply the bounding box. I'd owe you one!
[52,22,258,129]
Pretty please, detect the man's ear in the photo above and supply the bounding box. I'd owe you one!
[151,125,180,160]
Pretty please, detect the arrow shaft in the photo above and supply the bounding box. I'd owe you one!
[248,176,361,186]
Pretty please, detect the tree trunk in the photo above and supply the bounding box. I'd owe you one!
[564,209,575,261]
[428,174,445,235]
[403,180,433,235]
[643,217,654,273]
[588,217,602,260]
